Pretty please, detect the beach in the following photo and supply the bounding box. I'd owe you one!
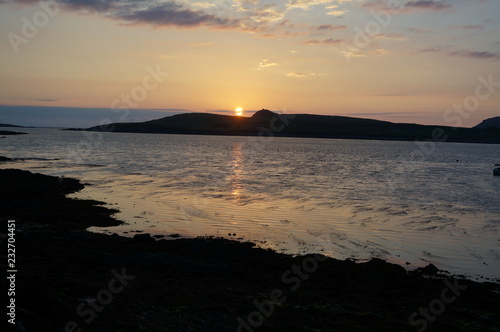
[1,165,500,332]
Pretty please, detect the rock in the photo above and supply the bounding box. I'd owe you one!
[133,233,155,243]
[415,264,439,276]
[168,233,181,238]
[478,315,495,325]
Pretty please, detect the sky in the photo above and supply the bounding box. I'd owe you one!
[0,0,499,128]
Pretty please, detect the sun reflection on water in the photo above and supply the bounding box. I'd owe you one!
[230,142,245,205]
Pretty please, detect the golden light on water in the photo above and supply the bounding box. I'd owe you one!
[235,107,243,116]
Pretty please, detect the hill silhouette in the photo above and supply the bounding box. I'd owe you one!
[474,116,500,129]
[0,123,23,128]
[86,110,500,143]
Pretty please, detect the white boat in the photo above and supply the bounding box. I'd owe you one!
[494,164,500,176]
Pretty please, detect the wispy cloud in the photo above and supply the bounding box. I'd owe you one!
[361,0,453,13]
[287,0,336,10]
[286,72,306,77]
[408,27,432,33]
[372,49,391,55]
[302,38,344,44]
[286,71,326,78]
[3,0,241,29]
[449,25,484,30]
[374,33,408,41]
[190,2,217,10]
[259,59,278,68]
[20,98,60,102]
[403,0,452,12]
[447,50,500,61]
[325,4,348,16]
[249,3,286,23]
[314,24,347,31]
[416,46,500,61]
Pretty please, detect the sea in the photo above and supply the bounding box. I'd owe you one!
[1,127,499,281]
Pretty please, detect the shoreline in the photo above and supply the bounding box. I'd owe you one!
[66,127,500,145]
[1,166,500,331]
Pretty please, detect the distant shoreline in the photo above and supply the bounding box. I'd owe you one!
[0,130,28,136]
[63,127,500,145]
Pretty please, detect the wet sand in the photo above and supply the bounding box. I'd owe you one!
[1,166,500,332]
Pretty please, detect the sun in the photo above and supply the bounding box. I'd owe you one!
[235,107,244,116]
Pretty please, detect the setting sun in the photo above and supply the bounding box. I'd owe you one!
[235,107,244,116]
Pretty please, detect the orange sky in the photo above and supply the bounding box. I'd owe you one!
[1,0,499,127]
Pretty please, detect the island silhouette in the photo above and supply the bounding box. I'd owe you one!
[83,110,500,143]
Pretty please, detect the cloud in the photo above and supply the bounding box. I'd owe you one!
[0,0,347,40]
[233,0,260,12]
[326,10,348,16]
[374,33,408,41]
[314,24,347,31]
[408,27,432,33]
[339,48,365,58]
[447,50,500,61]
[324,4,348,16]
[116,2,240,29]
[302,38,344,44]
[286,72,306,77]
[449,25,484,30]
[372,48,391,55]
[286,72,325,78]
[249,3,286,23]
[404,0,452,11]
[190,2,217,9]
[287,0,336,10]
[350,112,419,115]
[361,0,453,13]
[416,47,500,61]
[21,98,60,102]
[3,0,241,29]
[259,59,278,68]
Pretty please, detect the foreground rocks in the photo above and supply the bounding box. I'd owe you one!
[1,168,499,332]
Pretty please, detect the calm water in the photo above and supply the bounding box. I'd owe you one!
[2,127,500,280]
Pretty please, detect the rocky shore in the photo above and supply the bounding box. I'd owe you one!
[1,166,499,332]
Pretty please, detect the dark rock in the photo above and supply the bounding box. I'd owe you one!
[478,315,495,325]
[133,233,155,243]
[415,263,440,276]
